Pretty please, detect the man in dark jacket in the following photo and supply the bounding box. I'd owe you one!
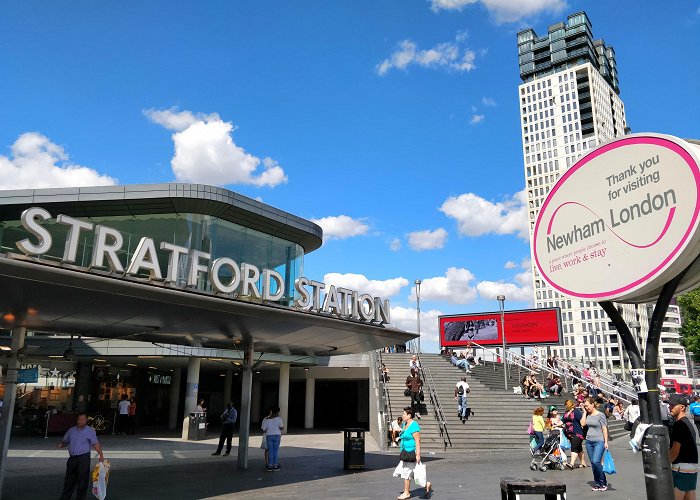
[405,369,423,419]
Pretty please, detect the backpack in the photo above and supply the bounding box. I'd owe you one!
[457,385,464,395]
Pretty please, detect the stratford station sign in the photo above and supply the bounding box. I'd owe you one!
[10,207,391,325]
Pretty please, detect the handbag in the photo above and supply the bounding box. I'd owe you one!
[419,391,425,402]
[399,449,417,463]
[404,389,411,397]
[602,449,616,474]
[527,422,534,435]
[624,420,633,431]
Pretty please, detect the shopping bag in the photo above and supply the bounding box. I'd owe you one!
[526,422,534,435]
[392,461,404,478]
[413,462,427,487]
[602,450,616,474]
[91,460,110,500]
[559,431,571,450]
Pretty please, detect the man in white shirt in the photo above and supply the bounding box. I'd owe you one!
[117,395,130,435]
[454,377,471,423]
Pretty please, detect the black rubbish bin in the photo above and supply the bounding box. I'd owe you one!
[188,412,207,440]
[343,428,365,470]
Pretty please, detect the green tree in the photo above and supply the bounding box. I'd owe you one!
[677,289,700,360]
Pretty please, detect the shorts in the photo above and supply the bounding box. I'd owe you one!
[672,470,697,492]
[260,435,268,450]
[569,435,583,454]
[396,460,418,480]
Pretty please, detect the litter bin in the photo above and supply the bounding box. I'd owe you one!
[188,412,207,440]
[343,428,365,470]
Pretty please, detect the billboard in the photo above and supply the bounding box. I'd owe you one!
[439,307,562,348]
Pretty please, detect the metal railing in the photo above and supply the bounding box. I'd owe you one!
[417,355,452,451]
[370,349,392,452]
[466,341,636,404]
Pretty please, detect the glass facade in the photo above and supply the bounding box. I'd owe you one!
[0,212,304,303]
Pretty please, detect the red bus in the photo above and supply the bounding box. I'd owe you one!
[660,378,694,395]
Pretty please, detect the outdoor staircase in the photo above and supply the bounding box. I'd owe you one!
[379,353,628,451]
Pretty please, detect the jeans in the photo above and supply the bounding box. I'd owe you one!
[266,434,281,466]
[533,431,544,452]
[585,439,607,487]
[457,395,468,419]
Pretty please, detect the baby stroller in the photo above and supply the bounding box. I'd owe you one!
[529,430,567,472]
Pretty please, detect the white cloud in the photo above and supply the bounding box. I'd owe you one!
[476,266,533,303]
[0,133,117,190]
[470,114,485,124]
[440,189,529,240]
[390,306,443,344]
[407,228,448,251]
[144,107,287,187]
[323,273,408,297]
[376,35,478,75]
[412,267,478,304]
[482,96,497,106]
[390,238,402,251]
[504,261,517,269]
[311,215,369,240]
[429,0,566,23]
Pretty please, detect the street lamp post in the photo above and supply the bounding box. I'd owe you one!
[497,295,507,390]
[688,351,697,395]
[415,280,422,355]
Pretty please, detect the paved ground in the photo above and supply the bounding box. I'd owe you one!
[4,429,657,499]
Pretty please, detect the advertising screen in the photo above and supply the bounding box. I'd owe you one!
[439,307,562,347]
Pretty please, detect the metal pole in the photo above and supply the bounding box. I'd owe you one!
[689,352,697,394]
[498,295,507,390]
[617,333,627,382]
[415,280,422,354]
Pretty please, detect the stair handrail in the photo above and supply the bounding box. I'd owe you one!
[467,341,636,404]
[417,355,452,451]
[371,349,392,452]
[563,357,637,396]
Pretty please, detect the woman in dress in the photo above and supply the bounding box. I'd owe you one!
[395,406,432,499]
[581,397,609,491]
[562,399,588,469]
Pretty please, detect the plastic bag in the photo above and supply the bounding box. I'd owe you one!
[526,422,534,435]
[392,461,404,478]
[413,462,427,487]
[92,460,110,500]
[602,449,616,474]
[559,430,571,450]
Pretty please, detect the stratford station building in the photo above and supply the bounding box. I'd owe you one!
[0,183,415,475]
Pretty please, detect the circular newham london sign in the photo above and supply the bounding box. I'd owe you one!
[533,133,700,303]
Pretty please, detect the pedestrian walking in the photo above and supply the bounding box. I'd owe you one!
[57,412,105,500]
[212,401,238,456]
[261,406,284,471]
[394,406,432,499]
[531,407,546,454]
[581,397,609,491]
[454,377,470,423]
[117,394,129,435]
[405,368,423,419]
[562,399,587,469]
[668,393,698,499]
[127,397,137,434]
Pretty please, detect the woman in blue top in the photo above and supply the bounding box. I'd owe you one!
[395,406,433,499]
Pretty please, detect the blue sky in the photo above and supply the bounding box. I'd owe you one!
[1,1,699,352]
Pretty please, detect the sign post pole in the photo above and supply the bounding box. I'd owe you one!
[497,295,507,390]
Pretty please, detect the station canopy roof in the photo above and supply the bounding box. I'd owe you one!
[0,184,415,356]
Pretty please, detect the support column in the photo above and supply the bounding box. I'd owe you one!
[251,380,262,424]
[0,326,27,495]
[181,357,201,439]
[278,363,290,435]
[223,370,233,403]
[304,374,315,429]
[72,362,92,412]
[237,342,254,470]
[168,368,181,430]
